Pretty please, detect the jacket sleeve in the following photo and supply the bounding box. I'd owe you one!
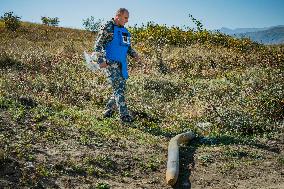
[93,21,114,64]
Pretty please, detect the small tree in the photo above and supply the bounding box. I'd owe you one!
[41,16,49,25]
[49,17,59,26]
[0,12,21,31]
[41,16,60,26]
[189,14,204,32]
[83,16,103,33]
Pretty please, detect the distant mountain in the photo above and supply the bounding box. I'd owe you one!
[218,25,284,45]
[219,27,269,35]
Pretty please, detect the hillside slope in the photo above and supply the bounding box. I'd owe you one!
[0,22,283,189]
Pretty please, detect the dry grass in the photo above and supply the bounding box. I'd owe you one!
[0,22,283,188]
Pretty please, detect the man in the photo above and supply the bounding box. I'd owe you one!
[93,8,140,123]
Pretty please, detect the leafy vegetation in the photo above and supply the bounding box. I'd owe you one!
[41,16,60,27]
[0,12,21,31]
[83,16,103,33]
[0,16,283,188]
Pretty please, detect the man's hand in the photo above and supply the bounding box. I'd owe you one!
[99,62,108,68]
[91,52,97,57]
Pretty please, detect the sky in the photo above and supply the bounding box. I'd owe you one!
[1,0,284,30]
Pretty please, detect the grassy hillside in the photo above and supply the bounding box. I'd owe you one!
[0,22,283,188]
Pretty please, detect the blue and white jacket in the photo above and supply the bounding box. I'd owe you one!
[94,19,137,79]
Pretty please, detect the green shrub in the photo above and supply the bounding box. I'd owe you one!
[41,16,60,26]
[82,16,103,33]
[95,182,110,189]
[0,11,21,31]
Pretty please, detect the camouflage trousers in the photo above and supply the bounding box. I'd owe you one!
[105,62,129,117]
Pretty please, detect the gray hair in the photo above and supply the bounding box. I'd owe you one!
[115,8,129,16]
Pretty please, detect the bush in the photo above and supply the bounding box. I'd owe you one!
[82,16,103,33]
[0,12,21,31]
[41,16,60,26]
[129,22,259,53]
[95,182,110,189]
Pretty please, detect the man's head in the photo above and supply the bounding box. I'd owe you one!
[114,8,129,26]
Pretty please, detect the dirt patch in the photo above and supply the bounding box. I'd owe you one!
[0,156,22,188]
[1,109,283,189]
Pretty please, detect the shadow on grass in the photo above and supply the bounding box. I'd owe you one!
[0,155,60,189]
[208,135,282,154]
[130,110,180,138]
[0,55,24,70]
[0,157,21,188]
[172,140,198,189]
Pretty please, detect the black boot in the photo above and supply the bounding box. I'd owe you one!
[103,109,114,118]
[120,115,134,123]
